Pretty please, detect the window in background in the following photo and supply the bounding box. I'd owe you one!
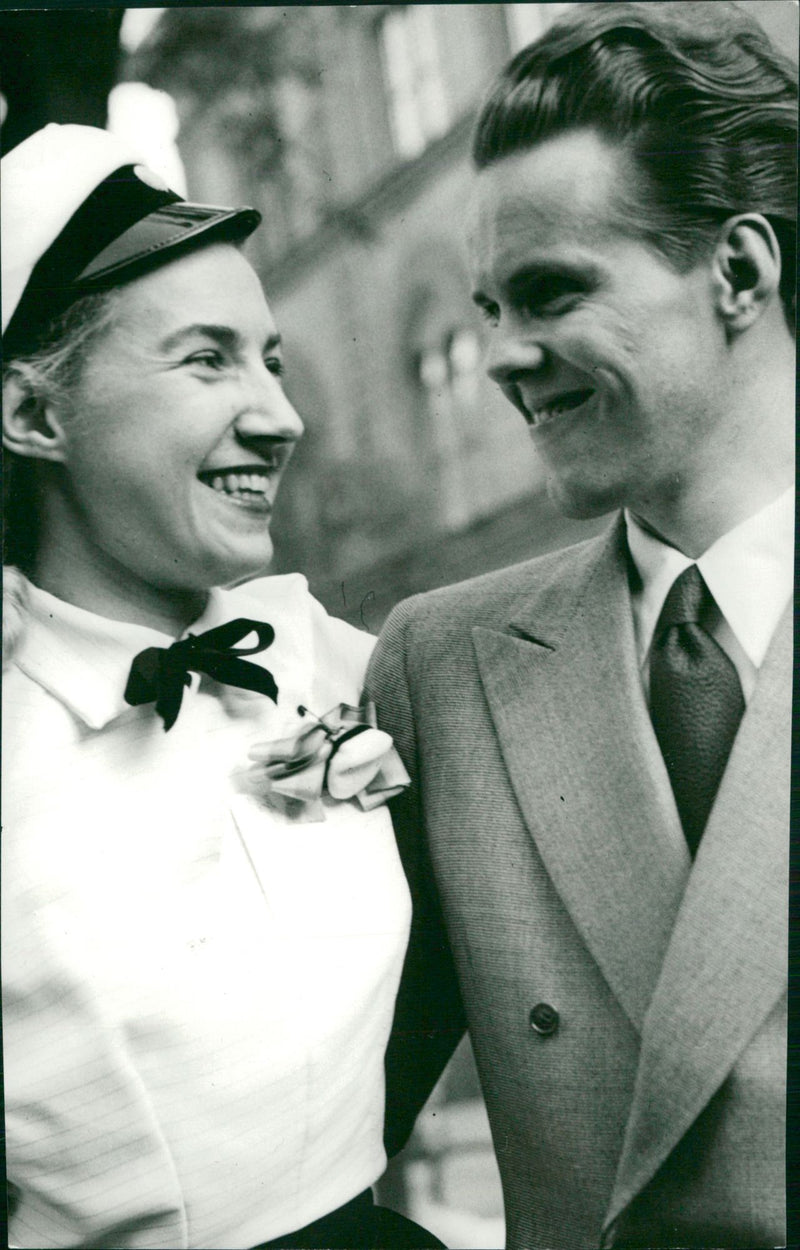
[416,326,481,531]
[379,5,449,159]
[447,326,481,411]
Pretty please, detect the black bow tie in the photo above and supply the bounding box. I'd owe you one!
[124,618,278,731]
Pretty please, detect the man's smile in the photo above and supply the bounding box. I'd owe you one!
[523,386,596,428]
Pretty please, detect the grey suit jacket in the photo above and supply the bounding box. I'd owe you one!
[369,518,789,1250]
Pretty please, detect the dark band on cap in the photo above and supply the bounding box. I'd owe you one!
[4,164,261,358]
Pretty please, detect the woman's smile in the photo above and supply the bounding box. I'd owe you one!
[197,465,284,513]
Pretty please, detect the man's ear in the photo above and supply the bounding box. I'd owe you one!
[711,213,782,333]
[2,370,68,462]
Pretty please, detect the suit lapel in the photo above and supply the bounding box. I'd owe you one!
[604,605,792,1232]
[473,521,690,1033]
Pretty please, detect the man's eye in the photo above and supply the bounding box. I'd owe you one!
[517,279,584,317]
[265,356,285,378]
[187,350,225,370]
[478,302,500,328]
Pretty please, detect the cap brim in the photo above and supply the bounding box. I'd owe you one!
[76,200,262,288]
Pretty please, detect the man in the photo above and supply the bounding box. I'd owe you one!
[371,4,796,1247]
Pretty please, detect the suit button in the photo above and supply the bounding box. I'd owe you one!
[529,1002,559,1036]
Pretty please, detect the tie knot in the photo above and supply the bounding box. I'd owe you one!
[656,564,708,634]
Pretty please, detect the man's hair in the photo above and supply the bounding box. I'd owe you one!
[473,1,797,326]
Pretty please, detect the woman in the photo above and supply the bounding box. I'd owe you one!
[2,124,451,1250]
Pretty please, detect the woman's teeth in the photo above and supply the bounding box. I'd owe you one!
[207,471,269,499]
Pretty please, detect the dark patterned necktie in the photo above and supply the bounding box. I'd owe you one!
[124,618,278,732]
[649,565,745,856]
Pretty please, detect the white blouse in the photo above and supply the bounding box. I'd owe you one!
[3,574,412,1250]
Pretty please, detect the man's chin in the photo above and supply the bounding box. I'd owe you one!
[544,472,622,520]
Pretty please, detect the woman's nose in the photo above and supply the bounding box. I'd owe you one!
[235,367,305,444]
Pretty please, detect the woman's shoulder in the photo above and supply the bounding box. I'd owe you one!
[3,565,31,670]
[4,662,83,800]
[2,570,77,745]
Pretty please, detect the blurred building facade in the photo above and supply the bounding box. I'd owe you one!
[131,4,605,637]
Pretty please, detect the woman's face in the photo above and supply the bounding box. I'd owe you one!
[51,242,304,605]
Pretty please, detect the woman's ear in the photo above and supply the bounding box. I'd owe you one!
[711,213,782,333]
[2,369,68,462]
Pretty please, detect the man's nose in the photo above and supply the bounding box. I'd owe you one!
[485,332,547,387]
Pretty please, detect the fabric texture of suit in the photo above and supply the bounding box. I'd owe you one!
[369,518,789,1250]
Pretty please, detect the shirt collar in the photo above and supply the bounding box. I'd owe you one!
[625,486,795,670]
[14,584,187,729]
[12,581,281,731]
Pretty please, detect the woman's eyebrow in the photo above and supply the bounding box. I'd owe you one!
[158,324,283,354]
[159,323,240,353]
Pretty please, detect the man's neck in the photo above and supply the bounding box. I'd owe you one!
[630,473,794,558]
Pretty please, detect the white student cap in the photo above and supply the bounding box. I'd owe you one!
[1,123,261,354]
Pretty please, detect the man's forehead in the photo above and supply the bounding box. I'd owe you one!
[467,129,639,276]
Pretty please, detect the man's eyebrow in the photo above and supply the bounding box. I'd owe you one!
[510,261,598,293]
[472,259,600,308]
[159,323,282,353]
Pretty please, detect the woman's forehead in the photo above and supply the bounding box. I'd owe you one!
[112,241,275,342]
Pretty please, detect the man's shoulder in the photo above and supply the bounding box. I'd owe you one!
[391,524,616,633]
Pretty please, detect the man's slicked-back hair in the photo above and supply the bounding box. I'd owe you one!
[473,1,797,326]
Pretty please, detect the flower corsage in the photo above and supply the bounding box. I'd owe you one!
[246,701,410,822]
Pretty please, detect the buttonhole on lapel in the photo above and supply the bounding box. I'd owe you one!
[508,625,556,649]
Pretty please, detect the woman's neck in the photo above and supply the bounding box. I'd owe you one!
[33,547,208,638]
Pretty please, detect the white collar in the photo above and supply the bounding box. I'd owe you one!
[12,575,309,731]
[625,486,795,670]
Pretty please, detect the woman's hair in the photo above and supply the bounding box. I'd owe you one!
[472,1,797,327]
[3,288,121,572]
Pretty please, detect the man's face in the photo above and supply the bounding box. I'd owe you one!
[469,129,729,527]
[57,242,304,599]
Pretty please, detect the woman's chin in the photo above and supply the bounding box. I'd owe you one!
[205,543,275,590]
[146,544,274,598]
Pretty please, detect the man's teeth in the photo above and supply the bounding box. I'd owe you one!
[208,472,269,496]
[530,390,593,425]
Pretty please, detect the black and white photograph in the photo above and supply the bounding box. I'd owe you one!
[1,3,797,1247]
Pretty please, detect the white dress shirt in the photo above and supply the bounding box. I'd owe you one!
[625,487,795,704]
[3,574,412,1250]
